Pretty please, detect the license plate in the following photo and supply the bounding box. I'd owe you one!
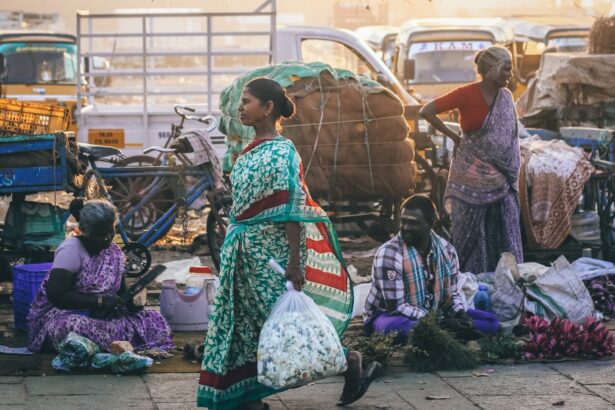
[88,129,125,148]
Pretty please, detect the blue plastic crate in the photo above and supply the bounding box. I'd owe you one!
[12,262,52,331]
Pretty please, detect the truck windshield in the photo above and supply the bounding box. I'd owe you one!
[0,42,77,85]
[408,41,492,84]
[546,37,587,52]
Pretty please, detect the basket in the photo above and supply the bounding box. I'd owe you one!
[0,98,70,136]
[12,262,52,331]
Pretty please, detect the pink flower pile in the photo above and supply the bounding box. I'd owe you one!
[522,315,615,360]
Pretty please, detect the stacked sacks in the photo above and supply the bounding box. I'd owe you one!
[219,62,415,201]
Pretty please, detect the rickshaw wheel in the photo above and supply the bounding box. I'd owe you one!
[110,155,174,241]
[123,242,152,277]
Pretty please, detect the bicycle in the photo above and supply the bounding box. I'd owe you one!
[77,123,230,276]
[106,106,217,239]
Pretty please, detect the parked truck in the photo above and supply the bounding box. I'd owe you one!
[75,1,419,158]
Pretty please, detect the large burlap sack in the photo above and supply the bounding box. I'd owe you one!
[282,73,415,200]
[219,62,416,201]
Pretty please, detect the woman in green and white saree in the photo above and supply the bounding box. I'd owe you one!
[197,78,381,410]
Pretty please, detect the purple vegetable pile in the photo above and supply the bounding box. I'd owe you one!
[522,315,615,360]
[585,277,615,316]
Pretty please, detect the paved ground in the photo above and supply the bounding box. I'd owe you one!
[3,361,615,409]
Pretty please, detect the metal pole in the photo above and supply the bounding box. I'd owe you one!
[142,16,149,147]
[207,15,212,115]
[76,14,83,139]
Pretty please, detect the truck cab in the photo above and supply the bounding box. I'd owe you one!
[276,26,418,110]
[392,18,516,102]
[0,31,78,129]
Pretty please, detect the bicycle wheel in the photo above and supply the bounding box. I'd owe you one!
[206,196,231,271]
[109,155,175,241]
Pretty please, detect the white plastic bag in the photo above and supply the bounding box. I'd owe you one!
[257,280,347,389]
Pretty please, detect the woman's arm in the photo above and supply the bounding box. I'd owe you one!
[419,101,461,146]
[284,221,305,291]
[46,268,122,310]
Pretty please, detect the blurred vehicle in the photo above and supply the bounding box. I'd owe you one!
[507,15,594,87]
[0,11,79,130]
[392,18,517,102]
[354,25,399,69]
[76,6,420,157]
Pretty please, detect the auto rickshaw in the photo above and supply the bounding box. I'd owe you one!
[392,18,517,103]
[507,15,594,94]
[355,25,399,69]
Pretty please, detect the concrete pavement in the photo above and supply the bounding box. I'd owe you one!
[2,361,615,409]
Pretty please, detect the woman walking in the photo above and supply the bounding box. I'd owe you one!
[197,78,380,410]
[419,46,523,273]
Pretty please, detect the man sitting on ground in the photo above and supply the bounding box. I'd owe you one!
[363,195,498,343]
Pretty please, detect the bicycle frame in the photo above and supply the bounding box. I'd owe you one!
[89,161,216,248]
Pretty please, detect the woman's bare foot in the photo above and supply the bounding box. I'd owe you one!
[337,351,382,406]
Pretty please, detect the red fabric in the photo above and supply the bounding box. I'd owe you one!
[304,222,348,292]
[236,190,290,221]
[433,82,490,133]
[199,362,256,389]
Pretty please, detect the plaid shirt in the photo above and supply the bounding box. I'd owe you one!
[363,233,465,324]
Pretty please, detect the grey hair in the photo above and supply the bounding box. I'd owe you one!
[78,200,117,235]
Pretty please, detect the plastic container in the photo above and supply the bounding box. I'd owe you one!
[160,275,216,332]
[12,262,52,331]
[474,283,492,313]
[184,266,213,296]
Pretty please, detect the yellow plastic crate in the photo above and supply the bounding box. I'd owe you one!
[0,98,70,136]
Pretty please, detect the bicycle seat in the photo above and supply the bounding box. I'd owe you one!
[78,143,122,159]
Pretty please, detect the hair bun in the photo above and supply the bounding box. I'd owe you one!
[69,197,85,221]
[280,95,295,119]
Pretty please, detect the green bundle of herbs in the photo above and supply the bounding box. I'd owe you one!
[404,313,479,372]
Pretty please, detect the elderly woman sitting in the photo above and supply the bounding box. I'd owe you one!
[27,199,172,352]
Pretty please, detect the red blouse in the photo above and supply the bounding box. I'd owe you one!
[433,82,490,133]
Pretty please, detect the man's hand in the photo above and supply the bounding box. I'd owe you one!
[285,265,305,291]
[454,309,473,327]
[101,295,124,311]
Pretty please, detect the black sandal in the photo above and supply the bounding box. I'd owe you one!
[336,361,383,407]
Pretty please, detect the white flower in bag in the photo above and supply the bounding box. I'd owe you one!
[257,279,347,389]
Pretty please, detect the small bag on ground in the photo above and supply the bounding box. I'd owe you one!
[257,281,347,389]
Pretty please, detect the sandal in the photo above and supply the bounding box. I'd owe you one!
[336,361,383,406]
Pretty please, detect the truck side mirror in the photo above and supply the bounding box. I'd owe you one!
[403,59,415,80]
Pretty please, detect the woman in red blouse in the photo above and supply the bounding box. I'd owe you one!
[419,46,523,274]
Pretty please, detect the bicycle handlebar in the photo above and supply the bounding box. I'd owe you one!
[144,146,176,155]
[174,105,196,117]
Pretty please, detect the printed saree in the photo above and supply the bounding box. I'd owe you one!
[445,88,523,273]
[197,136,353,409]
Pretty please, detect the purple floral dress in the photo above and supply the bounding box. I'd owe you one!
[27,240,172,352]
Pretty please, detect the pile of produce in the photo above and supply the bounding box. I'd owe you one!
[404,313,478,372]
[584,277,615,316]
[522,315,615,360]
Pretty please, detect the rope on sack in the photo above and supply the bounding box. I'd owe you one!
[360,86,376,193]
[283,115,401,128]
[304,75,328,177]
[331,76,343,202]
